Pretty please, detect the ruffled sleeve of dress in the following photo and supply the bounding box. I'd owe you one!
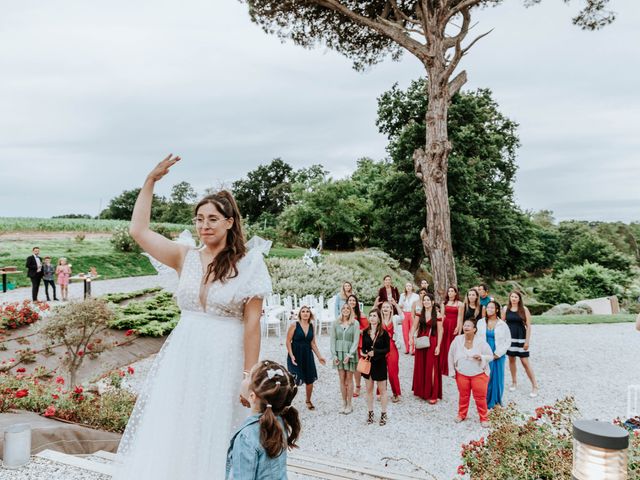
[232,236,273,303]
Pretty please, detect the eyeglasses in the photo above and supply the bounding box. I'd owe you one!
[192,216,229,228]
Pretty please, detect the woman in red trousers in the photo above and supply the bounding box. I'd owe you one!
[411,294,443,404]
[440,286,463,376]
[380,301,401,402]
[447,319,494,427]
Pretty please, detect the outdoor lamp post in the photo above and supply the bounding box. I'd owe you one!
[573,419,629,479]
[2,423,31,468]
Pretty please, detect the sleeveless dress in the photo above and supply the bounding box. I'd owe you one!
[505,309,529,358]
[287,322,318,385]
[412,319,442,401]
[464,305,481,323]
[440,304,459,376]
[486,328,505,408]
[112,245,272,480]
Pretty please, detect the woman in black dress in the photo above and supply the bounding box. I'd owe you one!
[463,288,482,325]
[361,309,391,426]
[286,306,327,410]
[503,291,539,398]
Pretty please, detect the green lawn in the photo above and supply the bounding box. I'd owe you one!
[532,314,636,325]
[0,237,156,288]
[269,246,306,258]
[0,217,190,233]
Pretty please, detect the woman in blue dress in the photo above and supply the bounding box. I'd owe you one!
[476,300,511,409]
[286,306,326,410]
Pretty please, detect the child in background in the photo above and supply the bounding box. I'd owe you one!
[56,257,72,301]
[42,256,58,301]
[228,360,300,480]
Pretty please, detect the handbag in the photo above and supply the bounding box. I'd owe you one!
[414,334,430,349]
[357,330,379,375]
[357,357,371,375]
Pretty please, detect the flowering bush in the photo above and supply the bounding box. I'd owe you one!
[0,371,135,433]
[0,300,49,329]
[459,398,640,480]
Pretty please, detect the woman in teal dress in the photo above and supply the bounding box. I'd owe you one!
[476,300,512,409]
[330,303,360,415]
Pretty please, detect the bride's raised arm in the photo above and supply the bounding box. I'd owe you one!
[129,154,189,272]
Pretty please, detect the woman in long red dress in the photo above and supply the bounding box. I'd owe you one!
[440,286,464,376]
[411,293,443,404]
[380,301,401,402]
[347,294,369,398]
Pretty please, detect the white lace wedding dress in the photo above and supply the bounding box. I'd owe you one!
[112,238,272,479]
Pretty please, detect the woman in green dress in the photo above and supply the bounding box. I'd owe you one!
[330,303,360,415]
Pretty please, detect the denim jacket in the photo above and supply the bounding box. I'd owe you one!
[225,414,288,480]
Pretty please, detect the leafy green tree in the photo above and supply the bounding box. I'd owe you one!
[99,189,167,221]
[241,0,614,299]
[232,158,295,221]
[280,178,370,249]
[374,81,552,277]
[161,181,197,224]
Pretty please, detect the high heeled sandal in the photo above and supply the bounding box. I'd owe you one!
[367,411,374,425]
[379,412,387,426]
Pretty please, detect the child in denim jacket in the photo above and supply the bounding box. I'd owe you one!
[226,360,300,480]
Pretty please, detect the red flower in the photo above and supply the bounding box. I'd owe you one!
[118,370,125,377]
[457,465,466,475]
[127,366,135,375]
[125,329,135,337]
[55,376,65,385]
[52,394,59,400]
[16,368,26,373]
[77,350,84,357]
[44,406,56,417]
[74,386,83,394]
[15,389,29,398]
[86,343,94,351]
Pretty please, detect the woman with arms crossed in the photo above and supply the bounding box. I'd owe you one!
[113,155,272,480]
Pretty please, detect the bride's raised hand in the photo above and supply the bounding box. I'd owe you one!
[147,154,181,183]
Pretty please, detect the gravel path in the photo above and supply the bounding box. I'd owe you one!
[122,321,640,479]
[0,457,110,480]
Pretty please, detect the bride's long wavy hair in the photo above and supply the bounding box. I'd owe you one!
[195,191,246,284]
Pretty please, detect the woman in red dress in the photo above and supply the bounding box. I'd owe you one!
[380,301,401,402]
[440,286,463,376]
[411,293,443,404]
[347,294,369,398]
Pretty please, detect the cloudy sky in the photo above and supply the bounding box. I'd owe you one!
[0,0,638,222]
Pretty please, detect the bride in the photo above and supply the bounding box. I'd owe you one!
[112,155,272,479]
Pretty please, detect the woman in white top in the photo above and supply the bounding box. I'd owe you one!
[447,319,493,427]
[476,300,511,409]
[398,283,419,354]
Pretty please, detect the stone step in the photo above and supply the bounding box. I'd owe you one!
[34,449,421,479]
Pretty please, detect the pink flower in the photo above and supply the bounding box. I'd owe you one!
[127,366,135,375]
[44,406,56,417]
[118,370,125,377]
[55,376,65,385]
[52,394,59,400]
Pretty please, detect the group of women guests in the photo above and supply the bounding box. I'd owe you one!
[285,277,540,426]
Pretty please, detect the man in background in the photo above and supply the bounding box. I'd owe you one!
[25,246,44,301]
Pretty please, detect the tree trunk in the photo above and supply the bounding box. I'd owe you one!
[414,68,457,304]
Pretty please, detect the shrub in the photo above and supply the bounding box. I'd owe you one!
[0,300,49,329]
[110,226,141,253]
[268,249,412,305]
[459,397,578,479]
[536,262,629,305]
[109,291,181,337]
[40,299,115,386]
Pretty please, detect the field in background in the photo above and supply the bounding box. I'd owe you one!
[0,217,191,234]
